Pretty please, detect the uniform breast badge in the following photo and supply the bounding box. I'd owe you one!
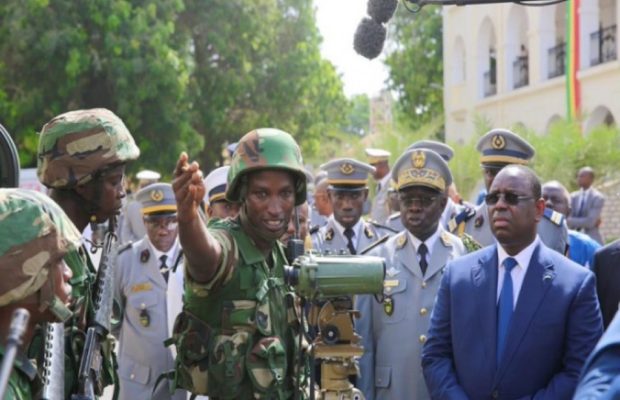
[474,215,484,228]
[384,296,394,316]
[140,249,150,263]
[139,303,150,327]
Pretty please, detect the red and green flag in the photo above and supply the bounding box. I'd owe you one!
[566,0,581,121]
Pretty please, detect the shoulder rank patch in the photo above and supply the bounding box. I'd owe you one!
[364,224,374,239]
[359,234,390,255]
[396,233,408,249]
[118,241,133,254]
[543,208,564,226]
[131,282,153,293]
[441,231,453,247]
[448,207,476,233]
[325,228,334,241]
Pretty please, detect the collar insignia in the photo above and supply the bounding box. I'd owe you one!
[441,231,453,247]
[396,233,407,249]
[364,225,374,239]
[474,215,484,228]
[386,266,400,277]
[491,134,506,150]
[325,228,334,241]
[140,249,150,263]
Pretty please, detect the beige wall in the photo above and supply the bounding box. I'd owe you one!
[443,1,620,142]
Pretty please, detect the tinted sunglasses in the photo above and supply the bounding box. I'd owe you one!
[485,192,533,206]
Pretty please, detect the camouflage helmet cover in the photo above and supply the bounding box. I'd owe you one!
[0,189,81,306]
[37,108,140,188]
[227,128,307,205]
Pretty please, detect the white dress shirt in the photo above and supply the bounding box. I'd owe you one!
[496,236,540,308]
[408,228,440,263]
[332,217,364,252]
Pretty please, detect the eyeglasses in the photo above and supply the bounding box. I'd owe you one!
[144,216,178,230]
[399,195,439,208]
[485,192,533,206]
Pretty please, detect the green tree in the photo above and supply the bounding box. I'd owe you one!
[0,0,201,171]
[384,5,443,131]
[342,94,370,136]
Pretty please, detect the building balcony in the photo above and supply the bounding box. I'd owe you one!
[513,56,529,89]
[590,24,617,66]
[548,42,566,79]
[483,70,497,97]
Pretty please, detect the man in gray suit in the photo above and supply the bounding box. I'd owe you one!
[448,129,568,254]
[356,148,466,400]
[113,183,186,400]
[568,166,606,244]
[312,158,395,254]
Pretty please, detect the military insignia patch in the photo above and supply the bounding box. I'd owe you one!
[139,307,150,327]
[130,282,153,293]
[364,225,374,238]
[412,150,426,168]
[441,231,453,247]
[325,228,334,241]
[396,234,407,249]
[475,215,484,228]
[386,266,400,277]
[384,296,394,316]
[140,249,150,263]
[340,163,355,175]
[150,189,164,202]
[491,134,506,150]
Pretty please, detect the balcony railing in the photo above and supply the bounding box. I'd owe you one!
[548,42,566,79]
[590,24,617,66]
[483,70,497,97]
[513,56,529,89]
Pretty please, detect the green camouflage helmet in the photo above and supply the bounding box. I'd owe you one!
[37,108,140,188]
[0,189,81,307]
[227,128,307,205]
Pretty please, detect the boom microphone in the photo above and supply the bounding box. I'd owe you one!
[367,0,398,24]
[353,17,387,60]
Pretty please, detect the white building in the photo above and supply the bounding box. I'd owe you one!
[443,0,619,142]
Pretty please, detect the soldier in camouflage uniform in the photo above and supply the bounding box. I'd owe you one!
[0,189,79,399]
[36,108,140,397]
[170,128,309,399]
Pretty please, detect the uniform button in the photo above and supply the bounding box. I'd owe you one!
[420,308,428,316]
[419,334,427,344]
[492,390,499,399]
[130,373,135,380]
[421,281,427,288]
[385,287,392,293]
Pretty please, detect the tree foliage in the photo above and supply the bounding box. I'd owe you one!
[384,5,443,131]
[0,0,348,174]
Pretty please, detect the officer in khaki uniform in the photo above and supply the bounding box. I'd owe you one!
[312,158,395,255]
[449,129,568,254]
[356,149,466,400]
[113,183,186,400]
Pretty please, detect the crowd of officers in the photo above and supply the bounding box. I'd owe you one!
[0,107,618,399]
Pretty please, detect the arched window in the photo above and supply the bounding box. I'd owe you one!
[506,6,530,89]
[478,17,497,98]
[585,105,616,133]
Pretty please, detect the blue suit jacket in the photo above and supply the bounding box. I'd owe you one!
[573,311,620,399]
[422,243,603,400]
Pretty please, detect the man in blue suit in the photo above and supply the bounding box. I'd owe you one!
[422,165,603,400]
[573,310,620,399]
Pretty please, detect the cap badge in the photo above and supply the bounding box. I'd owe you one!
[150,190,164,202]
[491,134,506,150]
[412,151,426,168]
[340,163,355,175]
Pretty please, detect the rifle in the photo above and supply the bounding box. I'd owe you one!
[72,218,118,400]
[39,322,65,400]
[0,309,30,398]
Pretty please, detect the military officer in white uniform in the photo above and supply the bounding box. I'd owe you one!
[312,158,395,255]
[366,148,392,224]
[113,183,186,400]
[119,169,161,243]
[448,129,568,254]
[356,148,466,400]
[203,165,240,223]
